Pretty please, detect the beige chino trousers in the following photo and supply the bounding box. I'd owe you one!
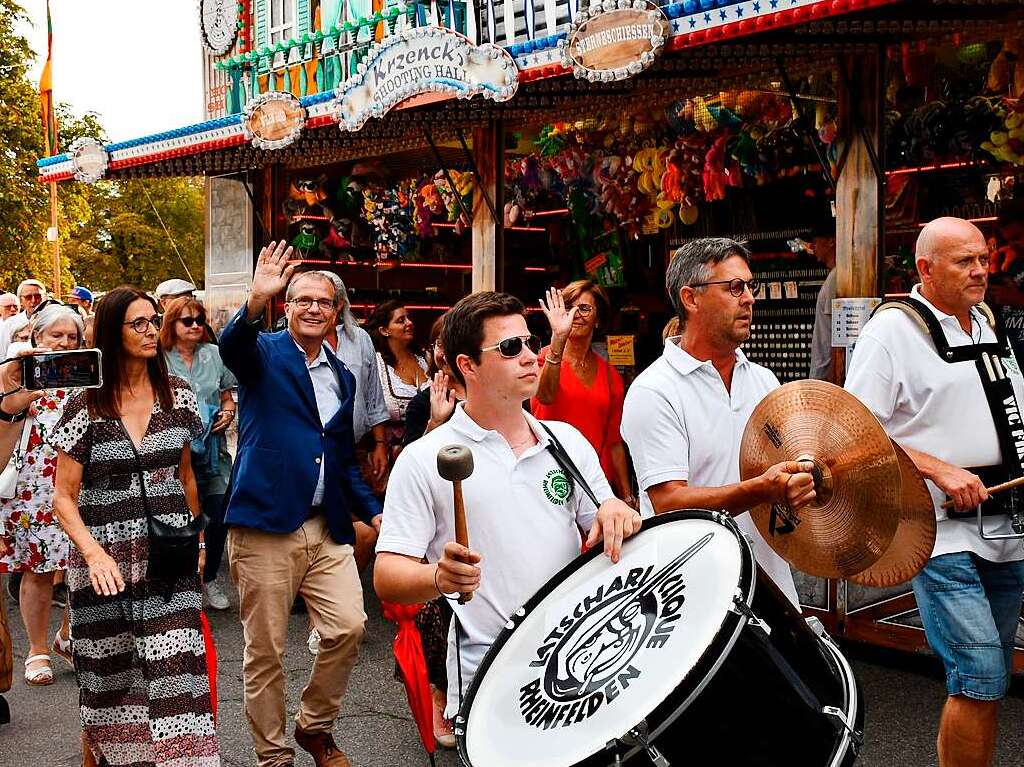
[228,514,366,767]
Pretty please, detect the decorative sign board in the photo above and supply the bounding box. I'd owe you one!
[559,0,668,82]
[243,92,307,150]
[832,297,882,347]
[200,0,239,55]
[68,137,109,184]
[607,335,636,366]
[334,27,518,132]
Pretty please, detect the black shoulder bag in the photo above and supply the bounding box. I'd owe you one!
[118,422,208,594]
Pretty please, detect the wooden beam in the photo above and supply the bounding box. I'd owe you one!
[471,120,504,293]
[835,49,883,300]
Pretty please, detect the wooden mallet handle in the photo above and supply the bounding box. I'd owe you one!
[437,445,475,604]
[940,474,1024,510]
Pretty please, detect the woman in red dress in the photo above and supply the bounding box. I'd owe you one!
[532,281,635,506]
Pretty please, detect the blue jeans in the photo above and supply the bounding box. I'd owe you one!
[912,552,1024,700]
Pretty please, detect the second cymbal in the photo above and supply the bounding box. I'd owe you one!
[740,380,902,579]
[847,440,936,588]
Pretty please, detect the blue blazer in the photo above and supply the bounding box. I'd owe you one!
[219,305,381,544]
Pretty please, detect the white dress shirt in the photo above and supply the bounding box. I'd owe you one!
[845,285,1024,562]
[295,339,343,506]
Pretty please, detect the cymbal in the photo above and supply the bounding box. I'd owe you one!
[740,380,902,579]
[848,440,936,588]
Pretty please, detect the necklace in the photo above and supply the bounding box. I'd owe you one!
[507,433,536,451]
[567,351,590,375]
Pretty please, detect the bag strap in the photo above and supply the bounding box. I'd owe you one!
[539,422,601,507]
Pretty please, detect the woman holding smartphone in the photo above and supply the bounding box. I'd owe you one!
[49,287,218,767]
[161,296,236,611]
[0,304,84,685]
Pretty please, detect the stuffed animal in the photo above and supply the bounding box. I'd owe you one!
[987,38,1024,98]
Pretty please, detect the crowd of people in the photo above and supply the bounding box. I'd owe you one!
[0,216,1021,767]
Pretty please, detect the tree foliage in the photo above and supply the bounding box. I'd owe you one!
[1,1,205,295]
[0,0,51,288]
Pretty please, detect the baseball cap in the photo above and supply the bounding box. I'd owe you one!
[69,286,94,302]
[154,278,197,298]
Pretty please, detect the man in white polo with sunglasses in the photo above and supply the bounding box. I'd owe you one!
[621,237,817,607]
[375,291,642,725]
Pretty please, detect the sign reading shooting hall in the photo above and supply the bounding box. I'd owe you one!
[560,0,668,82]
[334,27,519,132]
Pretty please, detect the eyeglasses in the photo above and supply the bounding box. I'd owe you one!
[288,297,336,311]
[572,303,595,317]
[124,315,162,334]
[689,278,761,297]
[479,334,543,358]
[177,316,205,328]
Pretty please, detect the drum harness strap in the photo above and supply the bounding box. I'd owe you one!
[873,297,1024,539]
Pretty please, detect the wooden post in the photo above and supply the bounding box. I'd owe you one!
[835,49,883,300]
[471,120,504,293]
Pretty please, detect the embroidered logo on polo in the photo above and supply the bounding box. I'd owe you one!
[517,533,713,729]
[543,469,571,505]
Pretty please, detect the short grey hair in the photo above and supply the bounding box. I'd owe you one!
[5,314,30,346]
[321,272,358,339]
[31,304,84,348]
[285,270,340,306]
[17,280,46,297]
[0,293,17,306]
[665,237,751,330]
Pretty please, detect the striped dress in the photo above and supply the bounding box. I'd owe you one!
[49,378,220,767]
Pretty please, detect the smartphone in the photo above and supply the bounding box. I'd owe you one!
[22,349,103,390]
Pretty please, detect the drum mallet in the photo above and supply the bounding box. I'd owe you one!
[437,445,475,604]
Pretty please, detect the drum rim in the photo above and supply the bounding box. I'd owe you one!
[457,508,757,767]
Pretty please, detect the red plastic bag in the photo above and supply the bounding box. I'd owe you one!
[200,611,217,722]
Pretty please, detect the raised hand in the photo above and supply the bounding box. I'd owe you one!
[0,346,44,417]
[538,287,577,351]
[427,371,455,431]
[251,240,297,301]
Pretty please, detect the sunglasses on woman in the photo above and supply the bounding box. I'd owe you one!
[479,334,543,359]
[177,316,206,328]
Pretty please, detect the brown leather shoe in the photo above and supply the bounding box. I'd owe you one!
[295,726,351,767]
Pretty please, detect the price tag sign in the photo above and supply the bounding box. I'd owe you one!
[832,297,882,347]
[606,335,636,366]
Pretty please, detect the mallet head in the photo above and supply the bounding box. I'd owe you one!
[437,444,474,482]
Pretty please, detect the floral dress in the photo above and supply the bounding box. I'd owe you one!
[49,378,220,767]
[0,390,71,574]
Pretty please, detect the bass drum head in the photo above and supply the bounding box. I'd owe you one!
[460,510,755,767]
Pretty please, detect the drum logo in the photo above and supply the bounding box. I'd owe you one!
[543,469,572,505]
[517,533,713,730]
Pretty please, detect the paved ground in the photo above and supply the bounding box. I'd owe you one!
[1,568,1022,767]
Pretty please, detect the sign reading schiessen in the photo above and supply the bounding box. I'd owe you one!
[517,533,711,729]
[559,0,668,82]
[334,27,518,132]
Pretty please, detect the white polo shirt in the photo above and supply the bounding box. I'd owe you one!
[845,285,1024,563]
[377,404,613,717]
[620,338,799,606]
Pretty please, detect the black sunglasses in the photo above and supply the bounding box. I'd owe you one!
[479,334,543,359]
[177,316,205,328]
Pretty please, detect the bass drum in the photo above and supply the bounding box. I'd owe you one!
[458,510,862,767]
